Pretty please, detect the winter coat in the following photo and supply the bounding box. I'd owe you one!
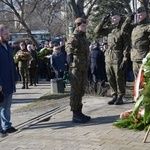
[0,43,18,94]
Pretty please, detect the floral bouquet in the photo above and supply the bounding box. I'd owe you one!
[14,51,31,63]
[38,48,53,64]
[113,53,150,131]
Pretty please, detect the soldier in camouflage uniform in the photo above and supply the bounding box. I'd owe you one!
[94,11,130,105]
[122,7,150,78]
[16,42,31,89]
[66,17,91,123]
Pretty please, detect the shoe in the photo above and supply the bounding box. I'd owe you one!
[4,127,18,133]
[29,84,33,86]
[72,113,91,123]
[115,96,124,105]
[21,86,25,89]
[0,130,8,138]
[108,95,117,105]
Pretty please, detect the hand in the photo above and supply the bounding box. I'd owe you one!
[54,70,59,77]
[128,12,135,21]
[119,61,126,70]
[102,14,110,24]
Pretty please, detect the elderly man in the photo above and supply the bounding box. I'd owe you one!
[94,11,130,105]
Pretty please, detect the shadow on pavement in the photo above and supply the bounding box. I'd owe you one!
[13,98,36,104]
[26,115,119,130]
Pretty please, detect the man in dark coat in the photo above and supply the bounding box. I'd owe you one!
[0,24,18,137]
[27,44,38,86]
[89,41,105,93]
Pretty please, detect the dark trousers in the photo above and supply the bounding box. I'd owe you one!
[28,67,37,85]
[55,71,64,78]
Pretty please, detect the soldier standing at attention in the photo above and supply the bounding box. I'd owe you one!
[66,17,91,123]
[94,11,130,105]
[122,6,150,79]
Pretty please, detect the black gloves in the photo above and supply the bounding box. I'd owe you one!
[128,12,135,21]
[119,61,126,70]
[102,14,110,24]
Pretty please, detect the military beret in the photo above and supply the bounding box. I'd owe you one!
[0,91,5,104]
[110,11,120,16]
[137,7,146,13]
[74,17,86,24]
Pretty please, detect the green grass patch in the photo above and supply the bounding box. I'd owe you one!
[14,88,70,112]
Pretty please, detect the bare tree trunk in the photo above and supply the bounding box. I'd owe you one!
[22,21,39,48]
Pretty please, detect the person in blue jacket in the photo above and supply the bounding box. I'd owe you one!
[51,46,67,78]
[0,24,18,138]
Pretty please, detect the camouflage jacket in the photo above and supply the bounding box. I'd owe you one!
[65,29,89,69]
[94,19,130,64]
[122,18,150,62]
[15,49,31,68]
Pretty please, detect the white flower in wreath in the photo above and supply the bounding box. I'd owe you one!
[142,57,147,64]
[142,52,150,64]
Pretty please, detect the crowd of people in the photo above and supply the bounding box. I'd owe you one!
[0,5,149,137]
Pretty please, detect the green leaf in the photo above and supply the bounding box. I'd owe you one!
[144,110,149,124]
[133,95,144,115]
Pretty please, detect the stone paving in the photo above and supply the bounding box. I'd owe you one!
[0,81,150,150]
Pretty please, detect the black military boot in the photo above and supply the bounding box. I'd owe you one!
[108,94,117,105]
[78,108,91,122]
[22,85,25,89]
[72,108,91,123]
[115,95,124,105]
[25,84,29,89]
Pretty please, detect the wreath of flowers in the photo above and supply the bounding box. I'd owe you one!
[38,48,53,64]
[14,51,31,63]
[113,53,150,131]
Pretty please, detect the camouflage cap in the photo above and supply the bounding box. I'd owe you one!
[110,11,120,16]
[137,7,146,13]
[74,17,86,24]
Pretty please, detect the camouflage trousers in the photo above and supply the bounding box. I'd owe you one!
[132,61,142,80]
[19,67,29,86]
[69,68,87,111]
[105,63,125,97]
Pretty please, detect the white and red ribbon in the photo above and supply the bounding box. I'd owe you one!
[134,65,144,102]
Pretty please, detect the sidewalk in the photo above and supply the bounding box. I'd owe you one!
[11,80,51,111]
[0,81,150,150]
